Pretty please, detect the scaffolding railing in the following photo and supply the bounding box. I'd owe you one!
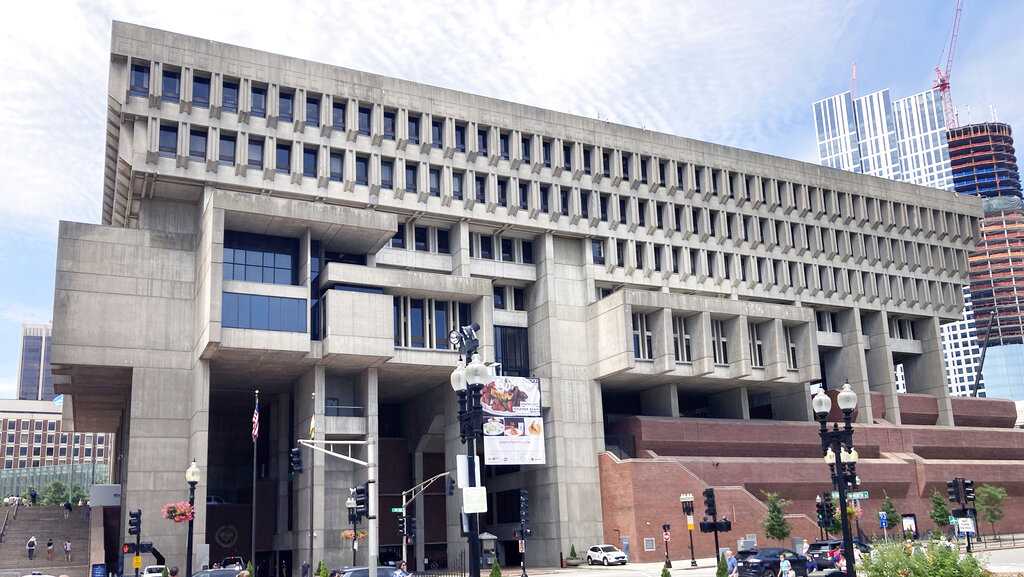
[0,462,110,499]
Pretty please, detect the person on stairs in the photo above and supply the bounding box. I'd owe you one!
[47,538,54,560]
[64,539,73,562]
[26,535,37,560]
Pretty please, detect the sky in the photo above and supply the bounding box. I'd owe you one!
[0,0,1021,399]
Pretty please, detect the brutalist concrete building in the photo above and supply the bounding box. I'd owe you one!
[55,21,1024,575]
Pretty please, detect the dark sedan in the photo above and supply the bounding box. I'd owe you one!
[736,547,810,577]
[806,539,872,569]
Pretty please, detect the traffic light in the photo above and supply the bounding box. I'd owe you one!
[399,514,407,536]
[354,482,369,519]
[962,479,975,502]
[139,542,153,554]
[823,496,836,522]
[289,448,304,477]
[447,477,456,496]
[719,518,732,533]
[519,489,529,520]
[128,509,142,536]
[947,479,962,503]
[122,543,137,555]
[407,516,417,541]
[703,487,717,518]
[815,499,827,528]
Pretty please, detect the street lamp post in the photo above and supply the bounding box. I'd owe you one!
[813,383,859,577]
[185,459,201,577]
[450,323,485,577]
[679,494,697,568]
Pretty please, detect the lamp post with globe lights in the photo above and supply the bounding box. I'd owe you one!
[812,383,859,577]
[185,459,201,577]
[449,323,486,577]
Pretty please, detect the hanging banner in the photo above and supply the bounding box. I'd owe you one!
[481,377,545,465]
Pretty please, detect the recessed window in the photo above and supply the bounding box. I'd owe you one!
[392,224,406,249]
[275,143,291,174]
[455,125,467,152]
[513,288,526,311]
[278,90,294,122]
[748,322,764,368]
[429,167,441,196]
[332,101,345,130]
[602,151,611,177]
[542,141,551,167]
[559,188,569,216]
[306,96,320,127]
[591,239,605,265]
[453,172,464,200]
[431,119,443,148]
[493,286,506,310]
[414,226,429,252]
[222,231,299,285]
[540,185,550,213]
[632,313,653,360]
[673,316,692,363]
[329,151,343,182]
[477,128,489,156]
[159,124,177,156]
[518,182,530,211]
[383,110,396,139]
[521,240,534,264]
[498,179,508,207]
[303,147,317,178]
[580,190,590,219]
[129,62,149,96]
[499,133,510,160]
[475,176,486,203]
[222,80,239,113]
[251,85,267,118]
[622,153,632,180]
[189,128,207,160]
[521,136,532,163]
[618,198,628,225]
[222,292,307,332]
[479,235,494,260]
[381,159,394,189]
[193,75,211,108]
[247,136,264,169]
[599,194,609,221]
[712,320,729,365]
[161,69,180,101]
[408,115,420,144]
[405,164,418,193]
[501,238,514,262]
[356,156,369,185]
[583,148,592,174]
[437,229,450,254]
[358,106,372,136]
[563,143,572,171]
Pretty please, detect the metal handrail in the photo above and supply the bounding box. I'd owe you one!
[0,499,17,543]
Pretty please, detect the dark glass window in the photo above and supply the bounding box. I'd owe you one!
[405,164,418,192]
[429,167,441,196]
[383,111,396,139]
[431,119,443,148]
[330,151,343,181]
[493,286,506,310]
[332,101,345,130]
[559,188,569,216]
[392,224,406,249]
[583,148,592,173]
[437,229,450,254]
[279,91,294,122]
[591,239,605,265]
[356,156,369,185]
[622,153,632,180]
[477,128,489,155]
[638,201,647,227]
[602,151,611,177]
[501,238,514,262]
[475,176,486,203]
[513,288,526,311]
[434,301,449,350]
[542,141,551,167]
[161,69,180,101]
[455,125,466,152]
[495,326,530,377]
[479,235,494,260]
[619,197,628,224]
[408,116,420,144]
[410,299,426,348]
[276,143,291,173]
[193,76,210,108]
[303,147,317,178]
[640,157,649,183]
[563,143,572,170]
[521,240,534,264]
[498,179,508,207]
[222,231,299,285]
[453,172,464,200]
[540,185,550,213]
[247,137,264,169]
[599,194,609,221]
[222,292,307,332]
[499,133,509,160]
[415,226,429,251]
[188,128,207,159]
[129,63,149,96]
[159,124,177,156]
[222,81,239,112]
[521,136,531,162]
[358,106,371,135]
[306,97,320,127]
[381,160,394,189]
[251,85,267,117]
[519,182,530,210]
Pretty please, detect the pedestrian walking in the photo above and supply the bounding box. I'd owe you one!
[63,539,72,562]
[169,567,179,577]
[393,561,411,577]
[778,555,793,577]
[26,535,37,560]
[47,538,54,560]
[725,550,738,577]
[29,488,38,506]
[63,501,73,519]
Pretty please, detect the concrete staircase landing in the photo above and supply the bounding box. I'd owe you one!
[0,505,91,577]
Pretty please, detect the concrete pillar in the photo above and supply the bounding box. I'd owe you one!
[770,384,813,422]
[763,319,788,380]
[414,450,426,572]
[651,308,674,373]
[835,309,873,424]
[708,387,750,420]
[359,368,380,574]
[862,311,900,424]
[726,315,752,379]
[453,221,471,277]
[640,384,679,417]
[293,366,326,575]
[188,361,211,570]
[905,316,954,426]
[690,312,715,376]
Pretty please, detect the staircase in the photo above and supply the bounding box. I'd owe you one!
[0,505,91,576]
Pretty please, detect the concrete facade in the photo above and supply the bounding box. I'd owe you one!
[52,22,986,576]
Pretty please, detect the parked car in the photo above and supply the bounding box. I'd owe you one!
[192,570,241,577]
[340,567,399,577]
[143,566,166,575]
[736,547,810,577]
[221,557,245,569]
[805,539,872,569]
[585,544,628,565]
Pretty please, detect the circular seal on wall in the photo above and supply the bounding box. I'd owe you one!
[215,524,239,549]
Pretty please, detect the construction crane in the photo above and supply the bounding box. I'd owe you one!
[934,0,963,128]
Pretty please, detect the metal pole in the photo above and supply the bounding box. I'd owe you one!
[663,532,672,569]
[252,389,259,574]
[186,481,197,577]
[466,385,481,577]
[833,414,857,577]
[309,390,316,573]
[402,491,408,564]
[687,527,696,568]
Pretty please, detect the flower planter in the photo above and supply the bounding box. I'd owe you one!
[565,559,583,567]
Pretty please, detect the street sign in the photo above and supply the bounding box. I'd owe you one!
[391,507,404,513]
[518,540,525,553]
[957,517,976,534]
[686,515,694,530]
[133,555,142,569]
[948,515,957,526]
[831,490,869,500]
[663,531,671,542]
[878,511,888,529]
[463,486,488,513]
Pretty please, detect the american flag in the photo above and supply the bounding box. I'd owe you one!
[251,394,260,443]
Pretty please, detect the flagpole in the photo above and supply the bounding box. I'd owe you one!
[309,389,316,574]
[252,388,259,574]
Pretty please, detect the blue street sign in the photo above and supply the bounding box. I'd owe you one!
[879,511,888,529]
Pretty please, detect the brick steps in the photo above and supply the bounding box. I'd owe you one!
[0,506,91,573]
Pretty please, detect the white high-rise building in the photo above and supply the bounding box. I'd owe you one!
[892,89,953,191]
[942,288,985,397]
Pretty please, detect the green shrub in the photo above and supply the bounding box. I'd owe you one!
[568,544,578,559]
[489,558,502,577]
[660,567,671,577]
[860,541,988,577]
[716,553,727,577]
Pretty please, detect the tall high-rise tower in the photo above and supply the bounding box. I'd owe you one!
[17,323,54,401]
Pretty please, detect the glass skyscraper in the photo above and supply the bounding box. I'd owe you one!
[17,323,54,401]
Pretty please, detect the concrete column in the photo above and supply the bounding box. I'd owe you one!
[641,384,679,417]
[452,221,471,278]
[708,387,750,420]
[835,309,873,424]
[690,312,714,375]
[726,316,751,379]
[360,368,380,574]
[188,361,211,570]
[293,366,326,574]
[763,319,787,380]
[275,392,290,540]
[862,311,900,424]
[651,308,674,373]
[905,316,954,426]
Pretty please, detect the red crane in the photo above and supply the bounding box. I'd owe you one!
[934,0,964,128]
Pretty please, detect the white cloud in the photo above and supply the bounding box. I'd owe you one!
[0,377,16,401]
[0,303,51,325]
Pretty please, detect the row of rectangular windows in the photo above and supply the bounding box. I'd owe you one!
[4,445,104,458]
[630,314,799,370]
[130,60,976,241]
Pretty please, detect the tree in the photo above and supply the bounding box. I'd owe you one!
[880,491,900,529]
[928,490,950,537]
[762,492,792,542]
[316,560,329,577]
[568,544,578,559]
[489,559,502,577]
[40,481,69,506]
[660,567,671,577]
[67,485,87,505]
[716,553,728,577]
[246,561,255,577]
[975,484,1007,537]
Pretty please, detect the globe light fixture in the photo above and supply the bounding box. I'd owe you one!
[823,446,836,465]
[450,359,467,392]
[811,389,833,417]
[185,459,200,484]
[836,382,858,412]
[465,353,489,386]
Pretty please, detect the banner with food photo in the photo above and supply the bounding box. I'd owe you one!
[481,376,545,465]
